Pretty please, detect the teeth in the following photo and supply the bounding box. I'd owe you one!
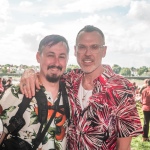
[84,60,92,62]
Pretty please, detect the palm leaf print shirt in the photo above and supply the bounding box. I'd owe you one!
[63,65,142,150]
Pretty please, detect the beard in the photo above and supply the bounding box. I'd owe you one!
[45,65,63,83]
[46,74,60,83]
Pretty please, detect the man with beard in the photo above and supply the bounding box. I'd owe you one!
[0,34,70,150]
[19,25,142,150]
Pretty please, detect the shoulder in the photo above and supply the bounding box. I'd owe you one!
[61,69,83,81]
[0,84,23,110]
[64,69,82,76]
[108,75,133,95]
[142,87,150,93]
[102,64,133,88]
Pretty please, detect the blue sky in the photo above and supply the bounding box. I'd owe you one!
[0,0,150,68]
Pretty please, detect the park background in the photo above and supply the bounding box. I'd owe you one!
[1,0,150,149]
[1,63,150,150]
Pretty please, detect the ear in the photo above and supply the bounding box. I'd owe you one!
[36,52,41,63]
[74,46,77,57]
[102,46,107,57]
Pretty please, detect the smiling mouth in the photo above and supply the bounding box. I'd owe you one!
[47,65,62,71]
[84,60,92,63]
[49,68,61,73]
[83,59,93,63]
[82,60,93,67]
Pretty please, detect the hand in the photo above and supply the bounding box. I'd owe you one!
[20,69,41,98]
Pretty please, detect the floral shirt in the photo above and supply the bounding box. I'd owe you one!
[63,64,142,150]
[0,86,68,150]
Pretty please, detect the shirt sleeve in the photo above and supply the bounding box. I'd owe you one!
[0,88,21,134]
[114,82,143,138]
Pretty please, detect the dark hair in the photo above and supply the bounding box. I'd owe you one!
[76,25,105,44]
[38,34,69,53]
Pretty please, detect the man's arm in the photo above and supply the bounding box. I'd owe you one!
[20,69,40,98]
[0,132,6,144]
[117,137,132,150]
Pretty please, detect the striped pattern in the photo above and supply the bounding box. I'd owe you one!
[63,65,142,150]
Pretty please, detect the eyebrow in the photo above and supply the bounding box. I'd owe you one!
[46,51,67,55]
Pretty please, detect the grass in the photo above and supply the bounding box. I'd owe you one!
[131,102,150,150]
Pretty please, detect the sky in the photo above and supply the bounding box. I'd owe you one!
[0,0,150,68]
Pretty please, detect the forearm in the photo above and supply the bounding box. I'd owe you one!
[0,132,6,144]
[117,137,132,150]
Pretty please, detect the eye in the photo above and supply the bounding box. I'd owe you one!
[47,54,55,57]
[91,44,99,50]
[78,45,86,49]
[59,55,66,59]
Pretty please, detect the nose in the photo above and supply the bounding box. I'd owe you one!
[85,47,92,55]
[53,56,60,65]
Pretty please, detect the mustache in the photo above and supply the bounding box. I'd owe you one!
[47,65,62,71]
[83,56,93,61]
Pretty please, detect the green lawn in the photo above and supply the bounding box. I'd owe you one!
[131,102,150,150]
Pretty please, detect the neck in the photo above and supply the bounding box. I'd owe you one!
[82,65,104,90]
[39,75,59,100]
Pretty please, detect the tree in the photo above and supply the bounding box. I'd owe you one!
[137,66,148,76]
[2,67,7,73]
[5,64,10,67]
[66,64,79,72]
[112,64,121,74]
[120,68,131,76]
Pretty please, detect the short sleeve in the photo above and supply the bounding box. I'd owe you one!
[115,85,143,137]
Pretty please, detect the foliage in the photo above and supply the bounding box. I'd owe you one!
[131,67,136,71]
[0,64,150,77]
[120,67,131,76]
[1,67,7,73]
[66,64,79,72]
[4,64,11,67]
[112,64,121,74]
[137,66,148,76]
[131,102,150,150]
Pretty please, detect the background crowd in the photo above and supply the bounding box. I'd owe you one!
[0,77,12,99]
[0,72,150,149]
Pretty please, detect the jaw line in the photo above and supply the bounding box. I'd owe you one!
[82,64,101,74]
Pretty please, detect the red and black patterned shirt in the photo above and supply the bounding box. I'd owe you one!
[62,64,142,150]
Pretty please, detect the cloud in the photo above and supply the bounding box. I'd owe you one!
[19,1,33,7]
[0,33,38,65]
[64,0,130,13]
[14,22,48,52]
[0,0,10,31]
[0,0,150,68]
[127,0,150,22]
[40,0,131,15]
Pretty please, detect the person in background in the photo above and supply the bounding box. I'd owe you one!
[132,82,138,92]
[0,78,4,98]
[20,25,142,150]
[141,79,150,142]
[2,78,6,87]
[140,79,149,95]
[3,78,12,91]
[0,34,70,150]
[132,82,141,102]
